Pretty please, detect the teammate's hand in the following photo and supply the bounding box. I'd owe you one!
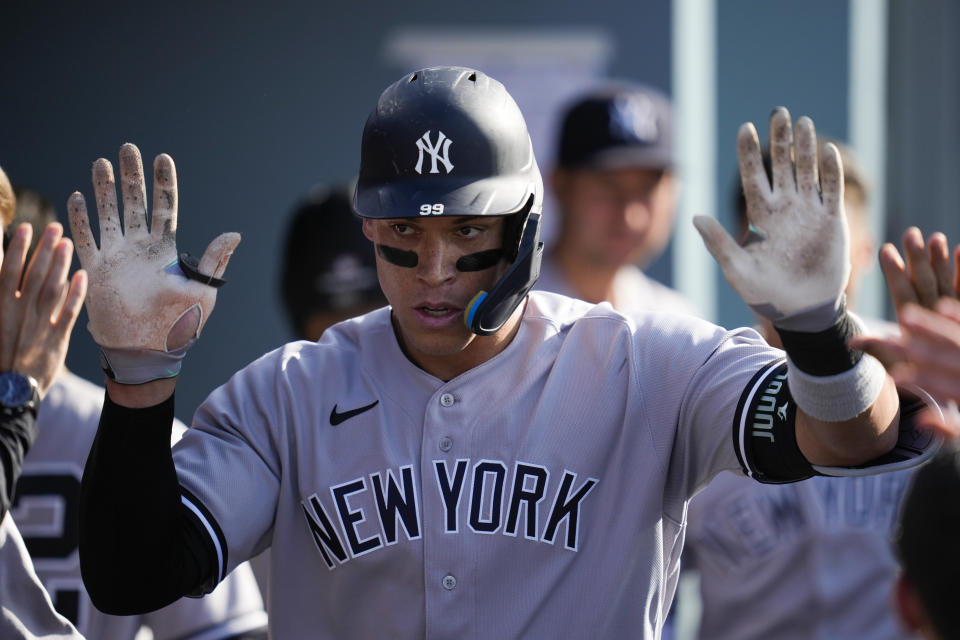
[853,298,960,436]
[0,222,87,396]
[694,107,849,329]
[68,144,239,376]
[879,227,960,315]
[851,228,959,370]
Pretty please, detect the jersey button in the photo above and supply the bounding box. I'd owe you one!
[439,437,453,452]
[442,574,457,590]
[439,393,455,407]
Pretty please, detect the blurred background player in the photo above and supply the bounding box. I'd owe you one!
[247,183,387,596]
[534,82,697,316]
[0,165,85,638]
[682,144,939,640]
[893,438,960,640]
[280,183,385,342]
[9,185,269,639]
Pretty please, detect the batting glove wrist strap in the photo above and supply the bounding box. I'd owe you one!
[99,340,195,385]
[768,296,845,334]
[775,301,861,375]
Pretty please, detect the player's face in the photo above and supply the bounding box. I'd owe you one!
[553,167,677,269]
[362,216,511,377]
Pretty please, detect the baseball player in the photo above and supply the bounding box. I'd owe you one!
[535,82,697,316]
[0,165,86,639]
[5,187,269,639]
[280,183,385,341]
[72,67,924,638]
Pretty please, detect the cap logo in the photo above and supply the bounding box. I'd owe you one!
[609,95,659,144]
[415,130,454,175]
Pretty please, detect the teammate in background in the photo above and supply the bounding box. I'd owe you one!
[280,183,385,341]
[534,82,697,315]
[0,166,86,639]
[73,69,916,639]
[683,148,947,640]
[5,186,269,639]
[890,436,960,639]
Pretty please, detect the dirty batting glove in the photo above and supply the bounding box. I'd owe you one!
[68,143,240,384]
[695,107,883,422]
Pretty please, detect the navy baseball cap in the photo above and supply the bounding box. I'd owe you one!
[557,83,674,171]
[281,183,384,332]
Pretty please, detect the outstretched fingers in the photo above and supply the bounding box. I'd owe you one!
[51,268,87,336]
[926,232,955,299]
[0,223,30,304]
[902,227,940,309]
[35,237,75,323]
[67,192,99,266]
[150,153,178,242]
[879,242,918,313]
[954,245,960,296]
[769,107,796,195]
[198,232,241,279]
[92,158,122,246]
[848,333,906,371]
[118,143,149,238]
[737,122,771,223]
[19,223,63,309]
[794,116,819,201]
[819,143,844,217]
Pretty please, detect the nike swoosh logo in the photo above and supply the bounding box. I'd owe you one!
[329,400,379,426]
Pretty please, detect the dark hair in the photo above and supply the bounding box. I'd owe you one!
[280,183,384,338]
[895,440,960,638]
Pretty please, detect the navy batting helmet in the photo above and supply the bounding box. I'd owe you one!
[353,66,544,336]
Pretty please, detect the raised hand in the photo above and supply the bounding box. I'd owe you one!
[0,222,87,395]
[695,107,849,330]
[68,143,240,384]
[879,227,960,315]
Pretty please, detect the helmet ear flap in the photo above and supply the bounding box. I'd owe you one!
[501,195,535,262]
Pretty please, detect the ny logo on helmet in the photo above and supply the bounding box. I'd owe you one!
[415,130,454,175]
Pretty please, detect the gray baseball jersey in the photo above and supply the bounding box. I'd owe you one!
[171,291,784,638]
[11,371,268,639]
[0,514,83,639]
[686,470,914,640]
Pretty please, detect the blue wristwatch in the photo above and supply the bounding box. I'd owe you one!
[0,371,39,416]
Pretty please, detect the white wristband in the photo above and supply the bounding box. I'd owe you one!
[786,353,886,422]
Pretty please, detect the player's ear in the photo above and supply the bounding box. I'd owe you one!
[361,218,376,243]
[893,573,927,634]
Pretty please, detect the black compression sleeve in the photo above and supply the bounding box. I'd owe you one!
[79,391,219,615]
[0,411,38,518]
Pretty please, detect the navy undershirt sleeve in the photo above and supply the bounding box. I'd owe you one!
[79,391,218,615]
[0,411,38,519]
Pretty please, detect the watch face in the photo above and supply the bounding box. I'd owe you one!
[0,372,33,407]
